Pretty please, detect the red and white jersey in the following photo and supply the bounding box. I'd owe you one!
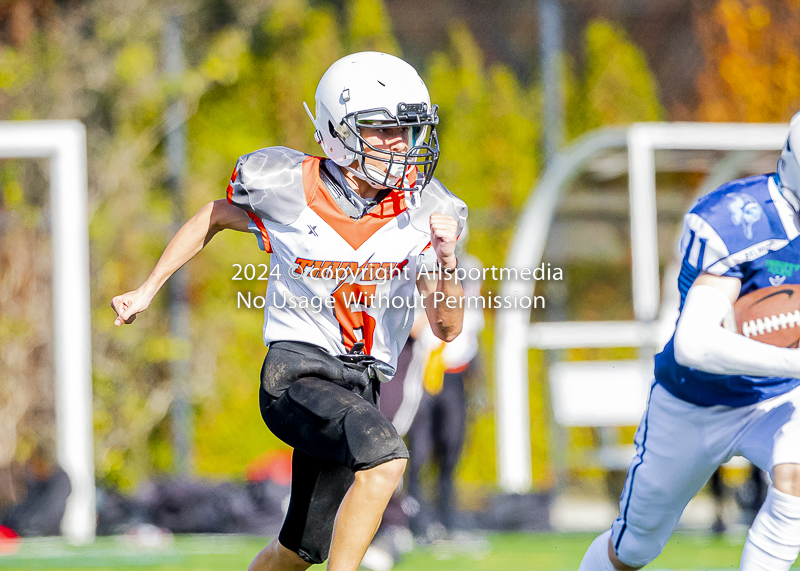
[226,147,467,371]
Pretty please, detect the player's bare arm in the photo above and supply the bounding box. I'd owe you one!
[674,272,800,377]
[416,211,463,342]
[110,199,250,326]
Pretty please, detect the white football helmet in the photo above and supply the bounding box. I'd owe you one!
[304,52,439,192]
[778,110,800,205]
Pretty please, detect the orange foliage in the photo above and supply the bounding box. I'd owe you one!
[694,0,800,122]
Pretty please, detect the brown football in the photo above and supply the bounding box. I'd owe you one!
[734,284,800,348]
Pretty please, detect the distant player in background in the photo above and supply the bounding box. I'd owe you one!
[709,467,726,534]
[708,462,767,535]
[362,238,483,571]
[579,112,800,571]
[407,248,484,537]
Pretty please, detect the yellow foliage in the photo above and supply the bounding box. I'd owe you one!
[346,0,401,55]
[262,0,308,36]
[749,4,771,28]
[0,47,30,92]
[115,42,156,84]
[528,348,555,489]
[3,180,23,207]
[696,0,800,121]
[582,20,664,130]
[426,23,539,272]
[141,336,192,363]
[200,30,249,86]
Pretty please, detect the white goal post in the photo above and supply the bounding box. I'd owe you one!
[495,122,789,493]
[0,121,95,543]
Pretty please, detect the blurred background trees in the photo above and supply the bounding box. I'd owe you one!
[1,0,799,501]
[694,0,800,122]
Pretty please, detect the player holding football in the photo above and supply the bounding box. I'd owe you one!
[111,52,467,571]
[579,113,800,571]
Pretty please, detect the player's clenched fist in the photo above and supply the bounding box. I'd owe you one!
[430,211,458,270]
[111,288,154,327]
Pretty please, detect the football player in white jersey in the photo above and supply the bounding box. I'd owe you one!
[111,52,467,571]
[579,113,800,571]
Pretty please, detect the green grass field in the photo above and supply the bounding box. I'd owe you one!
[1,531,795,571]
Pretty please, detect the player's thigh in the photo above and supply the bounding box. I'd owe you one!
[739,386,800,472]
[612,383,720,568]
[263,377,407,471]
[278,450,355,565]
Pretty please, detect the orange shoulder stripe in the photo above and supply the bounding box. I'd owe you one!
[301,156,406,251]
[246,212,272,253]
[226,167,238,204]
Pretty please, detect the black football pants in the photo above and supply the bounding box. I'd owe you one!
[258,341,408,564]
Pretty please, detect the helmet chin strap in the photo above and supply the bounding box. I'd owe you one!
[344,164,387,190]
[345,157,403,190]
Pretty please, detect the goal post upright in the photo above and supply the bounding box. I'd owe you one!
[0,120,95,544]
[627,123,791,324]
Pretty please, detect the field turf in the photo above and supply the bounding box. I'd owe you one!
[0,531,794,570]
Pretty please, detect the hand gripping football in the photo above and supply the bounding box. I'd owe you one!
[734,284,800,348]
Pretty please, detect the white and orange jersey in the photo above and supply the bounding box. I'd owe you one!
[226,147,467,371]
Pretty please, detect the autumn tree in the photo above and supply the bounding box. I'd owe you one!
[694,0,800,122]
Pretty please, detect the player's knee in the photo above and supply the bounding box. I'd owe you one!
[276,544,312,571]
[608,541,642,571]
[615,546,661,569]
[250,538,311,571]
[614,518,672,569]
[616,534,667,569]
[773,463,800,496]
[356,458,406,492]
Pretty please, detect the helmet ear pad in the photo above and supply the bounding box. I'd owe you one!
[314,100,356,166]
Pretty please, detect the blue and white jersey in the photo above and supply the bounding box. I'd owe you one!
[655,174,800,407]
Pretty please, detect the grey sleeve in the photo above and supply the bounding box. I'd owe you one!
[408,178,468,237]
[411,179,468,271]
[226,147,308,225]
